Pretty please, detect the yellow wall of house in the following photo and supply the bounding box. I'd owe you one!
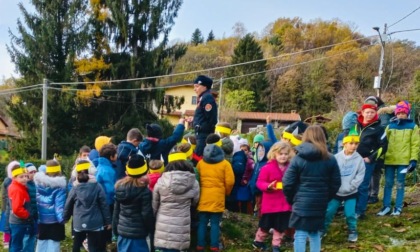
[162,86,197,125]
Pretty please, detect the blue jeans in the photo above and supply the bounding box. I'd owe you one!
[10,223,35,252]
[324,198,357,232]
[194,133,208,157]
[356,162,375,215]
[197,212,222,249]
[294,230,321,252]
[383,165,406,209]
[117,236,149,252]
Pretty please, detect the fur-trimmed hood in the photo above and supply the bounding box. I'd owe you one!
[34,172,67,189]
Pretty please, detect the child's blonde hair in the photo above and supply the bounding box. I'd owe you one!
[267,141,293,161]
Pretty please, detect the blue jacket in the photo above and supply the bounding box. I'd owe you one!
[116,141,138,179]
[96,157,117,205]
[26,180,38,221]
[193,89,218,134]
[88,149,100,167]
[139,123,185,165]
[33,172,67,224]
[249,141,273,196]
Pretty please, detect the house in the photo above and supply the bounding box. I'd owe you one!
[235,111,301,133]
[0,115,20,149]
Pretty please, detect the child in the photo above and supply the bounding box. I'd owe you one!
[139,119,185,165]
[34,159,67,252]
[196,134,235,252]
[153,152,200,251]
[237,141,254,214]
[215,122,234,162]
[113,154,154,252]
[64,160,111,252]
[96,143,118,244]
[1,161,19,249]
[148,160,164,191]
[89,136,112,166]
[116,128,143,179]
[283,125,341,252]
[252,142,293,252]
[8,164,35,252]
[377,101,420,216]
[334,112,358,154]
[23,163,38,251]
[323,126,365,242]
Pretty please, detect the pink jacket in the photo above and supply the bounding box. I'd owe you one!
[256,159,292,214]
[148,173,162,191]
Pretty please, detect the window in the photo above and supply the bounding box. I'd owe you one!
[192,96,197,105]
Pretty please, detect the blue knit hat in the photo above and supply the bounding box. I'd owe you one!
[342,112,358,130]
[194,75,213,89]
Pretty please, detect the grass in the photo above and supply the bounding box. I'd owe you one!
[1,183,420,251]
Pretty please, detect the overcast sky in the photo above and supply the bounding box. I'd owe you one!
[1,0,420,79]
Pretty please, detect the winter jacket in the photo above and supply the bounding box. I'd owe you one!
[241,152,254,185]
[384,118,420,165]
[193,89,218,134]
[139,123,185,165]
[64,182,111,231]
[334,151,365,197]
[88,149,100,167]
[221,137,234,162]
[196,144,235,213]
[257,160,292,214]
[249,141,274,196]
[148,173,162,192]
[153,171,200,250]
[1,178,12,231]
[113,182,154,239]
[96,157,117,205]
[26,180,38,220]
[116,141,138,179]
[283,142,341,217]
[356,116,388,162]
[227,150,248,202]
[8,180,31,224]
[34,172,67,224]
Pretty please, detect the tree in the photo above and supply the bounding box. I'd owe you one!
[224,90,256,112]
[191,28,204,46]
[207,30,215,42]
[225,34,269,111]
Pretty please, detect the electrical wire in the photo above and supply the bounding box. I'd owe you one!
[0,84,43,94]
[49,36,375,85]
[388,5,420,29]
[0,86,42,96]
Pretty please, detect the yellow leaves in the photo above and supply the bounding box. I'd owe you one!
[11,95,21,105]
[74,57,110,75]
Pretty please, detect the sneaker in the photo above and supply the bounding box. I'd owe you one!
[368,197,379,204]
[196,246,205,252]
[272,246,280,252]
[348,230,358,242]
[210,247,220,252]
[377,206,391,216]
[391,208,402,216]
[252,240,267,251]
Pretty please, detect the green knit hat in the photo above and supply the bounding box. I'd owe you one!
[253,134,264,144]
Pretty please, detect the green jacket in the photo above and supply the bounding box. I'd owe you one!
[384,118,420,165]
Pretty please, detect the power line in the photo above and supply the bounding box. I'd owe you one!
[0,86,42,96]
[49,36,374,85]
[0,84,43,95]
[388,5,420,29]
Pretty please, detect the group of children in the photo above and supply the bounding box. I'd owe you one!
[1,98,418,252]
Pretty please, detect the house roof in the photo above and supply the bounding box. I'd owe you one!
[0,115,20,138]
[236,112,301,121]
[304,115,332,123]
[161,81,193,88]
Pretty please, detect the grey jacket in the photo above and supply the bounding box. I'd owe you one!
[64,182,111,231]
[334,151,365,197]
[152,170,200,250]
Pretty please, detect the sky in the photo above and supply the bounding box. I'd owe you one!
[1,0,420,80]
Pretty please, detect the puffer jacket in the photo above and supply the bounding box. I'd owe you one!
[26,180,38,220]
[34,172,67,224]
[384,118,420,165]
[196,144,234,213]
[8,180,31,225]
[153,171,199,250]
[139,123,185,165]
[113,182,154,239]
[96,157,117,205]
[283,142,341,217]
[64,182,111,231]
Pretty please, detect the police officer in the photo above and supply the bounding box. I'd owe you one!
[192,75,218,163]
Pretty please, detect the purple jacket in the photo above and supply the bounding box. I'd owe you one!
[256,160,292,214]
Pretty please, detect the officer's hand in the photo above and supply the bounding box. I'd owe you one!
[179,118,185,124]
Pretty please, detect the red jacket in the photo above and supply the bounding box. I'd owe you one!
[148,173,162,192]
[8,180,30,219]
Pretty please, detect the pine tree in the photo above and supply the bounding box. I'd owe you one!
[225,34,269,111]
[207,30,215,42]
[191,28,204,46]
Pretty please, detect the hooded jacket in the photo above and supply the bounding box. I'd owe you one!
[249,141,273,196]
[96,157,117,205]
[283,142,341,217]
[384,117,420,165]
[153,171,200,250]
[8,180,31,225]
[116,141,138,179]
[196,144,234,213]
[139,123,185,165]
[334,150,365,197]
[64,182,111,231]
[356,116,388,162]
[113,182,154,239]
[34,172,67,224]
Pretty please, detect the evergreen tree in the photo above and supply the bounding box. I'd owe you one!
[207,30,215,42]
[191,28,204,46]
[225,34,269,111]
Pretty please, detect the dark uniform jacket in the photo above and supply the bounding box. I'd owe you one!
[355,118,388,162]
[193,89,218,134]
